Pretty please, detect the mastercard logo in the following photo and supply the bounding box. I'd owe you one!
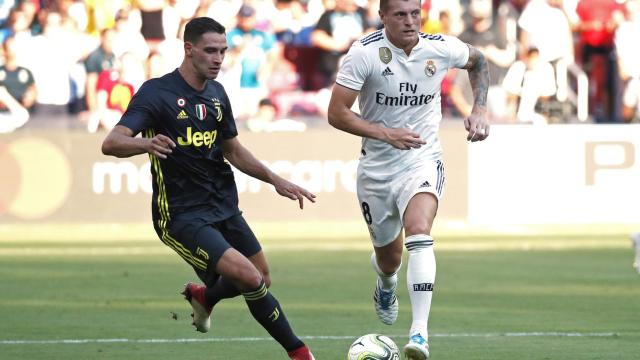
[0,138,72,219]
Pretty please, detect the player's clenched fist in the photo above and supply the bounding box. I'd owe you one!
[383,127,427,150]
[464,112,490,142]
[147,134,176,159]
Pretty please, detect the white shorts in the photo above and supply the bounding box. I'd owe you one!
[356,159,446,247]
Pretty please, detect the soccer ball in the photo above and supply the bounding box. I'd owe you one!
[347,334,400,360]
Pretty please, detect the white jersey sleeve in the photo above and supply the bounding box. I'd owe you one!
[443,34,470,69]
[336,40,374,92]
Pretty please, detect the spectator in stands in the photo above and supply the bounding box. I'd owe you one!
[615,0,640,123]
[83,0,129,36]
[19,1,40,35]
[497,0,527,45]
[225,4,279,120]
[272,0,316,45]
[54,0,89,33]
[421,0,451,35]
[162,0,198,41]
[112,8,150,62]
[84,28,116,117]
[311,0,373,88]
[23,10,81,128]
[0,35,36,133]
[502,45,557,124]
[461,1,514,83]
[0,6,34,46]
[363,0,382,30]
[145,50,167,80]
[0,34,36,112]
[87,53,135,133]
[518,0,574,107]
[574,0,626,122]
[155,9,187,74]
[197,0,243,29]
[135,0,165,51]
[246,98,307,132]
[450,0,514,121]
[0,0,15,29]
[426,0,464,35]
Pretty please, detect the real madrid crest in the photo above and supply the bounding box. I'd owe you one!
[425,60,436,77]
[379,47,392,64]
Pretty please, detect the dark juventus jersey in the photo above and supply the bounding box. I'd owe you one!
[118,69,240,222]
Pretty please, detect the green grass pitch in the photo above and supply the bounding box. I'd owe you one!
[0,229,639,359]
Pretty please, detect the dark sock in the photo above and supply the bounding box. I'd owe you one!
[204,276,240,308]
[242,281,304,352]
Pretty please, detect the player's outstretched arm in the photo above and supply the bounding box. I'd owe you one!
[327,84,426,150]
[221,137,316,209]
[462,44,490,142]
[102,125,175,159]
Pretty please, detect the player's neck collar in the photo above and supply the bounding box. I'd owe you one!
[176,68,208,93]
[382,30,423,55]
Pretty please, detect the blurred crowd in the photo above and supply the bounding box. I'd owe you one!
[0,0,638,134]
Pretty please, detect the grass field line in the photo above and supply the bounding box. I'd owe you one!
[0,238,632,256]
[0,332,621,345]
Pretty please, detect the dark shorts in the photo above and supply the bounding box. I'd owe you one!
[153,212,262,285]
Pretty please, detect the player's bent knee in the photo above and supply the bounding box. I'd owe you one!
[217,249,264,290]
[378,255,402,274]
[235,266,264,291]
[262,273,272,288]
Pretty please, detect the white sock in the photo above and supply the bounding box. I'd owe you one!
[370,252,399,290]
[405,234,435,338]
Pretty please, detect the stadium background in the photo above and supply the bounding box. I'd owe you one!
[1,124,639,227]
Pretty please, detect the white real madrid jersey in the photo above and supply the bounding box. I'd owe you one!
[336,29,469,180]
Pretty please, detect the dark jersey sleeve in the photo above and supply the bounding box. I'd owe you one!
[117,80,157,135]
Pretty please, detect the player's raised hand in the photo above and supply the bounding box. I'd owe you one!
[382,127,427,150]
[272,177,317,209]
[465,110,490,142]
[147,134,176,159]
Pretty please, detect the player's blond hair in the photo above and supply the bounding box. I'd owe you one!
[380,0,421,12]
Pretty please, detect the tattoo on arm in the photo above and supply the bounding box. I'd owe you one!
[463,44,489,108]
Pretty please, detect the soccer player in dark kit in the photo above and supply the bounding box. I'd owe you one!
[101,17,316,360]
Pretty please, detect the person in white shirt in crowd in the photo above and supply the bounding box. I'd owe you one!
[502,45,557,124]
[517,0,574,102]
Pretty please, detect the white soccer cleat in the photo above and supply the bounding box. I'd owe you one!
[373,279,398,325]
[632,233,640,274]
[181,282,212,333]
[403,333,430,360]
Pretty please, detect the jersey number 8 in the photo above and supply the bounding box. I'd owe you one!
[361,202,373,225]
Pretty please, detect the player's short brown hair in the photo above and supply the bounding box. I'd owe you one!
[183,17,225,44]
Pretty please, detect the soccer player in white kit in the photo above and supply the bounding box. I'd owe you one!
[327,0,490,358]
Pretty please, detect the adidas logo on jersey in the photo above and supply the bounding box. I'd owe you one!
[381,67,394,76]
[177,110,188,120]
[419,180,431,188]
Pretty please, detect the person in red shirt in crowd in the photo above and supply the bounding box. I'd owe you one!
[574,0,626,122]
[87,53,136,132]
